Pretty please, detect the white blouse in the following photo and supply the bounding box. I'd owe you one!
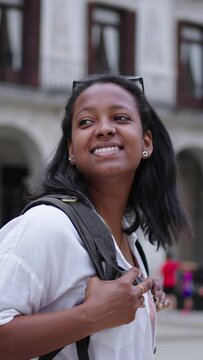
[0,205,156,360]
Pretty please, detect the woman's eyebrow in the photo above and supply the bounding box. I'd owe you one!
[73,106,96,118]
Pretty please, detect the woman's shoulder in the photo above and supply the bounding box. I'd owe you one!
[22,204,79,240]
[24,203,71,223]
[0,204,79,253]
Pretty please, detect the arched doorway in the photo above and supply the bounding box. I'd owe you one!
[0,126,43,227]
[177,148,203,264]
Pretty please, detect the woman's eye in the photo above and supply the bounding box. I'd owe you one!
[79,118,93,127]
[113,114,130,122]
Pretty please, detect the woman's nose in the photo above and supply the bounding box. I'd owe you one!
[95,122,116,138]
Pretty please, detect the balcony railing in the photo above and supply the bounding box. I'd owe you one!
[40,56,87,91]
[0,53,87,92]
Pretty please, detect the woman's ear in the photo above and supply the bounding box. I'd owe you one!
[68,139,72,156]
[142,130,153,158]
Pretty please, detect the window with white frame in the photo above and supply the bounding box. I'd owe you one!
[0,0,23,70]
[177,22,203,108]
[0,0,40,86]
[88,3,136,75]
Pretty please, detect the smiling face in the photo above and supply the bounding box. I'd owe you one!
[69,83,153,186]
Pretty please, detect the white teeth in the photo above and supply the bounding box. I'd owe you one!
[93,146,119,154]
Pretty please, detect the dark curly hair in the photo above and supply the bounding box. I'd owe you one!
[33,73,192,249]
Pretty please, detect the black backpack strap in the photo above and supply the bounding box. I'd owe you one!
[135,240,149,276]
[65,199,121,280]
[76,337,90,360]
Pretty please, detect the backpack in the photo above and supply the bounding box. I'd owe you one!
[22,194,149,360]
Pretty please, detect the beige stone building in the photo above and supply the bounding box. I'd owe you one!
[0,0,202,273]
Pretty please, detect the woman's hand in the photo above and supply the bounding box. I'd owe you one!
[151,278,170,311]
[84,267,153,331]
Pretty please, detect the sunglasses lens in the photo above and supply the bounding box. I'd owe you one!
[124,77,144,93]
[72,76,144,93]
[134,80,144,92]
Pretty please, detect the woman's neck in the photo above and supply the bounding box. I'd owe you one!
[89,182,129,247]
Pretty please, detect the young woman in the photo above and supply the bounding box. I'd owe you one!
[0,74,191,359]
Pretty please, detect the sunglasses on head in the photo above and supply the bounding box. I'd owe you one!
[72,76,145,94]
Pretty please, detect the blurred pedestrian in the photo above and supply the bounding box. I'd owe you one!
[161,252,181,309]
